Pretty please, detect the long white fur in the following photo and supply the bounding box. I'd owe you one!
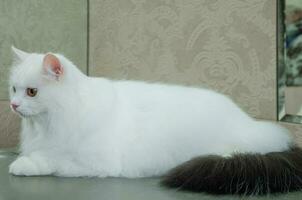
[8,47,293,177]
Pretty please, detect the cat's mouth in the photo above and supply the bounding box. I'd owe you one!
[13,110,30,118]
[18,112,28,118]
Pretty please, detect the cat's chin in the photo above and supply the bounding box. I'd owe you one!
[15,110,47,119]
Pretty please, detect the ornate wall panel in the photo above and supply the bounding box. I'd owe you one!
[90,0,277,120]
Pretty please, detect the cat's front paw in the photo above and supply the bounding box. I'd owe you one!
[9,156,50,176]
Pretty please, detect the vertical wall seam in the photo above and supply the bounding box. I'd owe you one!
[276,0,279,121]
[86,0,90,76]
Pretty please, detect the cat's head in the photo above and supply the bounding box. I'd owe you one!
[9,47,77,118]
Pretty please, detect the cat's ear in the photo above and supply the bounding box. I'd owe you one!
[43,53,64,81]
[11,46,29,63]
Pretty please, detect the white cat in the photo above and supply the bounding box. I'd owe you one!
[8,47,302,195]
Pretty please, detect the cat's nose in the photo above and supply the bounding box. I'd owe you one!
[11,103,19,110]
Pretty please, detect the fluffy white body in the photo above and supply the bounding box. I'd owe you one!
[9,48,292,177]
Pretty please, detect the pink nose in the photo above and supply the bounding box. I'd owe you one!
[11,104,19,110]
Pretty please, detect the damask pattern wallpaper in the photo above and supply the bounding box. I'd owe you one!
[89,0,277,120]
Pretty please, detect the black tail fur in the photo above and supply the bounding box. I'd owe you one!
[161,146,302,195]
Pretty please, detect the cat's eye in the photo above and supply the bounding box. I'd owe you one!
[26,88,38,97]
[12,86,16,93]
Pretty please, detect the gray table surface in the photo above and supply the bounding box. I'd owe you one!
[1,149,302,200]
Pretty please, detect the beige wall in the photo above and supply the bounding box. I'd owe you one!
[1,0,302,148]
[0,102,19,147]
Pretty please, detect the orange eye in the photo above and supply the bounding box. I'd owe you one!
[26,88,38,97]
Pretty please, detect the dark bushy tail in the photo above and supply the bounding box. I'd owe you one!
[161,146,302,195]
